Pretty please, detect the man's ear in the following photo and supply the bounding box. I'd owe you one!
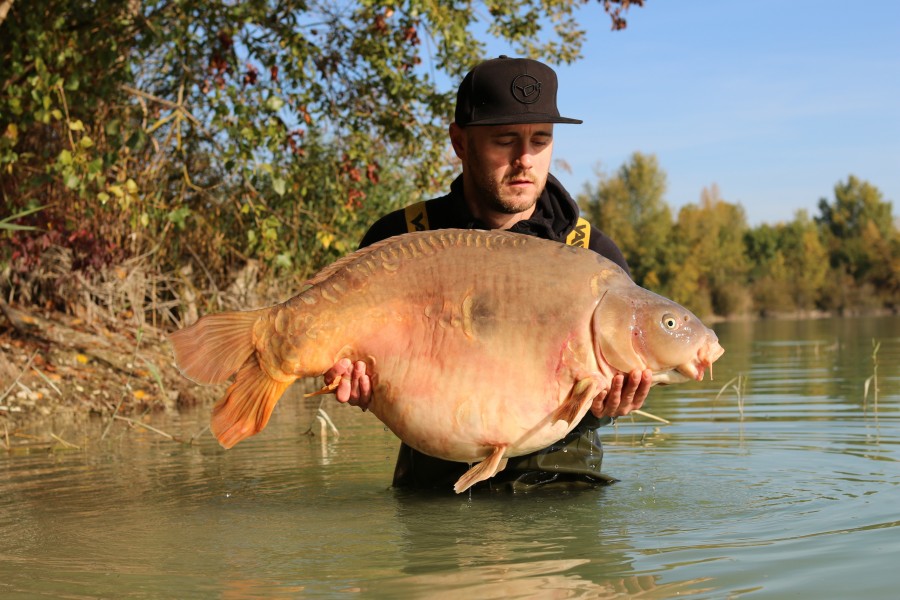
[449,123,465,159]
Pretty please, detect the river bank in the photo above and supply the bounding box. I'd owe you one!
[0,300,218,451]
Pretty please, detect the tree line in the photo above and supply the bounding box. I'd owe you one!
[579,153,898,317]
[2,1,896,323]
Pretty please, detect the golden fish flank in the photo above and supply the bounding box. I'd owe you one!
[169,229,724,493]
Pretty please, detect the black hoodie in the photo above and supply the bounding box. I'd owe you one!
[360,173,631,277]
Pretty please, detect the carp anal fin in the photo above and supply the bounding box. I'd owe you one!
[211,357,293,449]
[169,310,265,384]
[453,446,509,494]
[552,377,599,426]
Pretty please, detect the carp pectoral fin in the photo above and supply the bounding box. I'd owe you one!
[552,377,599,426]
[304,377,341,398]
[211,358,293,449]
[453,446,509,494]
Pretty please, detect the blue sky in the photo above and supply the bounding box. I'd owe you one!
[489,1,899,226]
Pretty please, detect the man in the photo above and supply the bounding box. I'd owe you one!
[326,56,652,492]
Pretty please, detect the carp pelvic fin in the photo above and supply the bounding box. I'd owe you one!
[453,446,509,494]
[211,358,293,449]
[552,377,598,426]
[169,310,266,384]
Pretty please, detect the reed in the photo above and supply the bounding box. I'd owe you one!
[863,339,880,412]
[715,374,748,419]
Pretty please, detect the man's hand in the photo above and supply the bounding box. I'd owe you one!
[324,358,372,411]
[590,369,652,419]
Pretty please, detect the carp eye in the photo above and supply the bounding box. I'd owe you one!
[662,314,678,330]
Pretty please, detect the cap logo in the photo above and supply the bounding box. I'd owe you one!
[511,74,541,104]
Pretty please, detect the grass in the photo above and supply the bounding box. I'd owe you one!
[715,373,748,419]
[863,339,880,412]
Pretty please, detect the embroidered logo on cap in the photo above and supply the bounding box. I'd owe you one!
[511,74,541,104]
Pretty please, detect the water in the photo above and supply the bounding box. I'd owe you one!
[2,316,899,599]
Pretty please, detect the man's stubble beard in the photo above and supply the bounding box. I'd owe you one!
[466,159,547,216]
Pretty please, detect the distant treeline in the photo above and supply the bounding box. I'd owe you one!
[578,153,898,318]
[1,1,896,323]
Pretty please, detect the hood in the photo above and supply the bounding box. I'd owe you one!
[445,173,581,241]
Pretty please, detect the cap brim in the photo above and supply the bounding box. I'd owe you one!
[462,114,583,126]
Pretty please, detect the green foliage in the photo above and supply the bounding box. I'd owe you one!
[815,176,899,308]
[744,211,828,314]
[668,186,752,317]
[580,159,898,318]
[578,152,673,291]
[1,0,642,311]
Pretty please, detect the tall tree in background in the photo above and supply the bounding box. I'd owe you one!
[745,211,829,314]
[816,176,898,310]
[668,185,751,317]
[578,152,673,293]
[780,211,829,311]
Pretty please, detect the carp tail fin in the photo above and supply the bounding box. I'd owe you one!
[211,358,293,449]
[453,446,508,494]
[169,309,266,384]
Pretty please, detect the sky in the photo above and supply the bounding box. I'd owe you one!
[486,1,900,226]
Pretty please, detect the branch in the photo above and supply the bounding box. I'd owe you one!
[602,0,645,31]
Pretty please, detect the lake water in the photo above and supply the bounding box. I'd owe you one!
[2,316,899,599]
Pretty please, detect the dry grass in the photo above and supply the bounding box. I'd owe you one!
[715,374,748,419]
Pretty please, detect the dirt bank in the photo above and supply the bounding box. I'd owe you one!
[0,301,219,450]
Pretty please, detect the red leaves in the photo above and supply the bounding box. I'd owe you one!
[287,129,306,157]
[339,155,380,209]
[366,163,379,185]
[242,63,259,87]
[603,0,645,31]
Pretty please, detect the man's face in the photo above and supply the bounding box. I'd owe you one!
[452,123,554,217]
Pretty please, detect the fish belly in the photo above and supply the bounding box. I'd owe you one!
[356,315,596,463]
[264,231,613,459]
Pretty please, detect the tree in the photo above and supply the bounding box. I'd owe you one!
[745,211,829,314]
[816,176,898,309]
[578,152,673,293]
[668,185,751,317]
[1,0,645,310]
[780,211,829,311]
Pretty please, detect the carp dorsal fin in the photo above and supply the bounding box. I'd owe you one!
[454,445,509,493]
[297,232,422,288]
[300,229,525,288]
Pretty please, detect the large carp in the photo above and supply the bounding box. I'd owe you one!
[170,229,723,493]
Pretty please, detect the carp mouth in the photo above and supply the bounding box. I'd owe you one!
[670,340,726,382]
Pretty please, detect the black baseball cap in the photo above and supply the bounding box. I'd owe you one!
[454,55,583,127]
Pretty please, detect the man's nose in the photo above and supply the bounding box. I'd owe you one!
[515,146,535,169]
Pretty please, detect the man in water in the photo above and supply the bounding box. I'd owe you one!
[326,56,652,491]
